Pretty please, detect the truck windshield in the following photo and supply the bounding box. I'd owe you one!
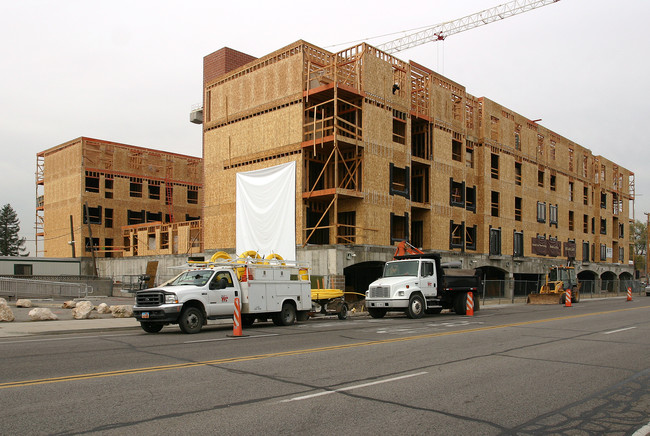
[383,261,419,277]
[168,270,214,286]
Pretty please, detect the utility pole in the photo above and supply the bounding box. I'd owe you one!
[644,212,650,284]
[84,202,98,277]
[69,215,76,258]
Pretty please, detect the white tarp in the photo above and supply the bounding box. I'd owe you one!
[236,161,296,260]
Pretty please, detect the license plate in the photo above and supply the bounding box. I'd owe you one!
[142,312,150,319]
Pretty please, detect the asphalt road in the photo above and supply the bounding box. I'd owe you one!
[1,299,648,435]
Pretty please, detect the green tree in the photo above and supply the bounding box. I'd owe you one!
[630,219,647,273]
[0,204,28,256]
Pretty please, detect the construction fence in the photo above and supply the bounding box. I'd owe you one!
[0,276,113,300]
[482,279,645,304]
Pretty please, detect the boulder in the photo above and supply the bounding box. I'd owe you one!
[0,297,8,306]
[110,305,134,318]
[62,300,76,309]
[0,304,15,322]
[72,300,94,319]
[28,308,58,321]
[16,299,33,308]
[96,303,111,314]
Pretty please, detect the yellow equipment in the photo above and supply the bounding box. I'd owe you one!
[527,265,581,305]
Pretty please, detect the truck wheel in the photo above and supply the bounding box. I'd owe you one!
[179,307,204,334]
[141,322,163,333]
[273,302,296,326]
[296,311,310,322]
[406,294,424,319]
[337,304,349,320]
[368,308,387,319]
[454,293,467,315]
[242,314,256,327]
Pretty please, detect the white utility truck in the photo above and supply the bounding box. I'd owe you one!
[365,253,481,318]
[132,256,312,333]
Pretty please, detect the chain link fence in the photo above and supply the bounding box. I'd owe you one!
[0,277,93,300]
[480,279,645,304]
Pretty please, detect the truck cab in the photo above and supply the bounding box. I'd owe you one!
[366,257,439,319]
[133,267,240,333]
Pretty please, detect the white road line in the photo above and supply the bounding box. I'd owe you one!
[0,333,141,345]
[281,371,428,403]
[184,333,279,343]
[603,327,637,335]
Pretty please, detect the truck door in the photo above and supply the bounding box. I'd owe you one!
[419,260,437,297]
[208,270,237,316]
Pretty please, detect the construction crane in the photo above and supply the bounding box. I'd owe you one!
[377,0,560,54]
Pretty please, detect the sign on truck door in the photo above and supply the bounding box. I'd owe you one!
[207,270,237,316]
[419,260,437,296]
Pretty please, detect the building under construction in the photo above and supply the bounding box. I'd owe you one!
[200,41,634,291]
[36,137,203,259]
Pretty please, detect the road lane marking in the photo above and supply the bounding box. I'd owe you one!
[280,371,428,403]
[1,305,648,390]
[603,327,637,335]
[0,333,141,345]
[184,333,279,343]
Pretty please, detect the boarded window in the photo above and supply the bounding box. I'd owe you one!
[513,231,524,257]
[489,228,501,256]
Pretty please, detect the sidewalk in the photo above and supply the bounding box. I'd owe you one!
[0,297,141,338]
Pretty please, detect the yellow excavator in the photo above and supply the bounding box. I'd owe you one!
[527,265,581,305]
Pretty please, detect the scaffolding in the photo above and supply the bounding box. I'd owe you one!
[302,44,365,245]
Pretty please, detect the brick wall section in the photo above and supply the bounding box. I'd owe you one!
[203,47,257,84]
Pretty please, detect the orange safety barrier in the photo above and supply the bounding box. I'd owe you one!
[627,287,633,301]
[466,292,474,316]
[565,289,572,307]
[233,297,243,336]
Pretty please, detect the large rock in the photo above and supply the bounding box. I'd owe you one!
[0,297,8,306]
[72,300,94,319]
[96,303,111,314]
[110,305,133,318]
[62,300,76,309]
[28,308,58,321]
[16,299,33,308]
[0,304,15,322]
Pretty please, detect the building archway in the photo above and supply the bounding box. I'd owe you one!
[344,261,385,298]
[476,266,507,298]
[619,271,634,293]
[600,271,617,292]
[578,270,597,295]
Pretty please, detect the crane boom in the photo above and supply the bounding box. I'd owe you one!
[377,0,560,54]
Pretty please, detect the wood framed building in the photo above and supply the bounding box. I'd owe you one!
[201,41,634,283]
[36,137,203,258]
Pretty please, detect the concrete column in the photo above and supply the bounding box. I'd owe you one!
[505,273,515,302]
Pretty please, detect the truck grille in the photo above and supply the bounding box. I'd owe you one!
[369,286,390,298]
[136,291,163,307]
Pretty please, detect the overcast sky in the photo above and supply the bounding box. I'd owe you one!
[2,0,648,256]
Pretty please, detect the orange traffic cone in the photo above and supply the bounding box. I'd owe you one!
[233,297,243,336]
[466,292,474,316]
[627,287,632,301]
[565,289,572,307]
